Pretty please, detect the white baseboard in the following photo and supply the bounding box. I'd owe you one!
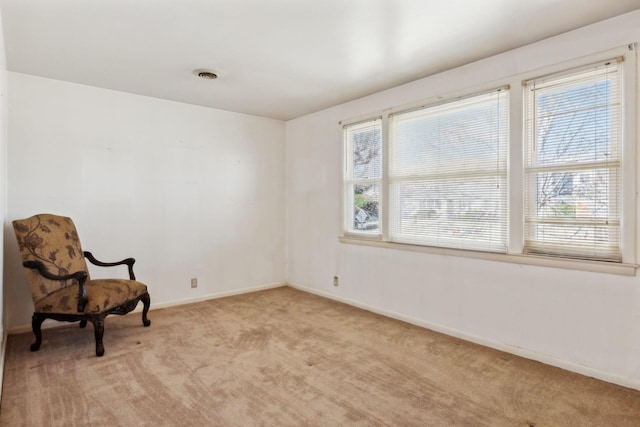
[7,281,287,335]
[146,281,286,311]
[287,281,640,392]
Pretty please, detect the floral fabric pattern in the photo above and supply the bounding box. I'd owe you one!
[13,214,147,314]
[13,214,88,305]
[36,279,147,314]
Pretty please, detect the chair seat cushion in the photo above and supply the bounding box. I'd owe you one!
[34,279,148,314]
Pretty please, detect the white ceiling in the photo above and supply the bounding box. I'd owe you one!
[2,0,640,121]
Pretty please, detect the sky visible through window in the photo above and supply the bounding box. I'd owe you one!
[534,79,613,221]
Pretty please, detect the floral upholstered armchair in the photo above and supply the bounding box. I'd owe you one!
[12,213,151,357]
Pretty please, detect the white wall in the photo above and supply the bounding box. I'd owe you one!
[4,73,286,329]
[286,11,640,389]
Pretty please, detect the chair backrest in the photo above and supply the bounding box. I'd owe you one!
[12,214,90,305]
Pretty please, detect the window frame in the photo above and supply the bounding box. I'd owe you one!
[343,118,383,238]
[387,87,510,252]
[523,59,623,262]
[340,44,637,275]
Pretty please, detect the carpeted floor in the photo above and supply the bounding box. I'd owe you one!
[1,286,639,426]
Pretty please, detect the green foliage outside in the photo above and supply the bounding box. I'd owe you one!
[354,193,367,209]
[553,201,575,217]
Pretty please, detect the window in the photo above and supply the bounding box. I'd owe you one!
[388,89,509,252]
[524,60,622,261]
[344,119,382,235]
[341,46,634,270]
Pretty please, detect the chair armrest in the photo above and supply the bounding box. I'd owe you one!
[23,260,89,312]
[83,251,136,280]
[23,260,88,282]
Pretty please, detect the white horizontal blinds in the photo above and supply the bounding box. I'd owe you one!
[524,59,622,261]
[344,118,382,234]
[388,89,509,251]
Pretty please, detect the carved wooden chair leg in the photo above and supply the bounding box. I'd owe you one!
[141,293,151,327]
[79,319,88,328]
[91,317,106,357]
[30,313,45,352]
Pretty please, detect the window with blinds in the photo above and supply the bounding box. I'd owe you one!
[344,119,382,235]
[388,88,509,251]
[524,60,622,261]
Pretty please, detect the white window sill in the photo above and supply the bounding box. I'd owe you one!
[339,236,638,276]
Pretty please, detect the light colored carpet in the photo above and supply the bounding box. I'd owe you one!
[1,286,639,426]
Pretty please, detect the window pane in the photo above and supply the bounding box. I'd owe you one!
[391,178,506,250]
[534,169,615,220]
[392,96,506,176]
[535,78,619,166]
[352,184,380,232]
[389,89,508,252]
[351,124,381,180]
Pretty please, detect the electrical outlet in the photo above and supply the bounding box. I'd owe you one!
[191,278,198,288]
[333,276,339,286]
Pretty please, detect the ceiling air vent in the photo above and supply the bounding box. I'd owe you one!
[193,69,218,80]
